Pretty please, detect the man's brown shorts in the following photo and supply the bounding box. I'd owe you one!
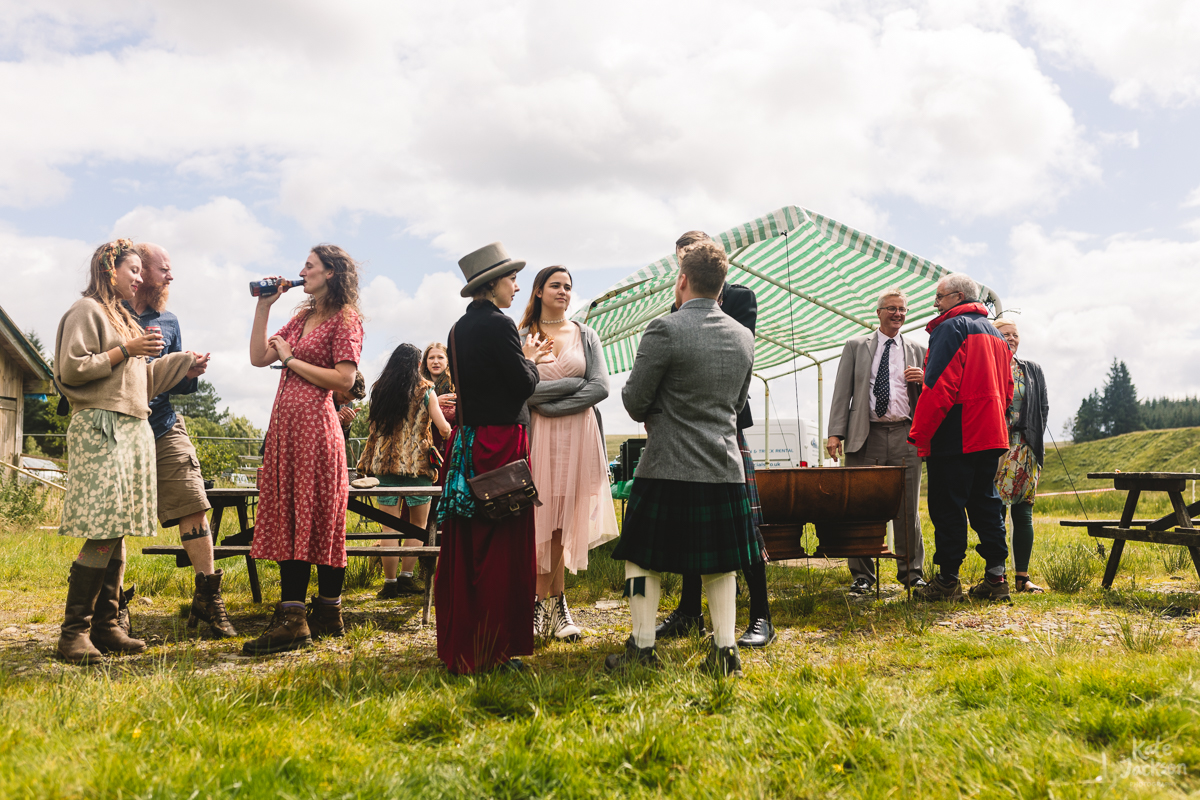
[156,418,211,528]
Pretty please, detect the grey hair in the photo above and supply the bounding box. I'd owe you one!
[939,272,979,302]
[876,287,909,309]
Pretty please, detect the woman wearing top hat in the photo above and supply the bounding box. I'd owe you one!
[435,242,552,673]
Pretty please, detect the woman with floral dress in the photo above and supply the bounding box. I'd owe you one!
[993,318,1049,593]
[243,244,364,655]
[53,239,198,664]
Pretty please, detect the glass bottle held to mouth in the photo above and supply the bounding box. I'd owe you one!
[249,277,305,297]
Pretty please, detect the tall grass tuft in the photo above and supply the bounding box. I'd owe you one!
[0,474,50,527]
[1114,610,1173,653]
[1156,543,1193,575]
[1038,543,1098,593]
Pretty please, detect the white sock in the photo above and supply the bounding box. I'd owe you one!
[400,571,413,578]
[384,578,396,584]
[703,572,737,648]
[625,562,661,649]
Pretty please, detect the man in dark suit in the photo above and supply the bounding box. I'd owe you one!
[826,288,927,592]
[654,231,776,649]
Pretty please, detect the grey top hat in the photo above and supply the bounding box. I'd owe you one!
[457,242,527,298]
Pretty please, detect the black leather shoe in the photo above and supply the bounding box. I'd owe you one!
[655,609,705,639]
[604,636,662,671]
[736,617,776,649]
[848,577,874,595]
[703,643,743,677]
[906,578,928,589]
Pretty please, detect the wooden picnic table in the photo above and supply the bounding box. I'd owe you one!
[143,486,442,624]
[1059,472,1200,588]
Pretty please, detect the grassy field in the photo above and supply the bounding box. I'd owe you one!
[2,468,1200,798]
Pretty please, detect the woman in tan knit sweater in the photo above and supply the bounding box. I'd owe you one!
[53,239,198,665]
[356,343,451,597]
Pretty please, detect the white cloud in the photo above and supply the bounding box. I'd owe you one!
[0,2,1095,269]
[1184,185,1200,208]
[1022,0,1200,108]
[1097,130,1139,149]
[1003,222,1200,433]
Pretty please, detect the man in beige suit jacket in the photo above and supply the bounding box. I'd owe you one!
[826,288,926,591]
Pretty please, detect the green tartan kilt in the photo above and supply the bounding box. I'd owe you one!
[611,478,762,574]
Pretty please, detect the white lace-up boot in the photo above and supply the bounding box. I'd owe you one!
[548,592,582,642]
[533,596,549,638]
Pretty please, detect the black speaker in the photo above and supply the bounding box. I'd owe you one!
[617,438,647,482]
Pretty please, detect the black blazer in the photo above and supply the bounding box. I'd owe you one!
[1011,357,1049,466]
[670,282,757,431]
[720,283,757,431]
[448,300,540,427]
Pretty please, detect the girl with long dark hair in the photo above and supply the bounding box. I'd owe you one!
[357,343,451,597]
[244,244,364,655]
[518,266,618,642]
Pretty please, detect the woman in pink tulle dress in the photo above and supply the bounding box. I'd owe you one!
[518,266,619,642]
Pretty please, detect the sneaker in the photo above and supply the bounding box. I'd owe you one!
[533,597,549,638]
[848,577,874,595]
[968,576,1012,602]
[736,617,776,649]
[394,574,423,595]
[242,603,312,656]
[548,593,582,642]
[376,581,400,600]
[604,636,662,671]
[703,643,743,677]
[654,608,706,639]
[913,574,963,602]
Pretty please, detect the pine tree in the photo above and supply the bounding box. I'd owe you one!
[1072,389,1104,442]
[1101,359,1142,436]
[174,380,227,424]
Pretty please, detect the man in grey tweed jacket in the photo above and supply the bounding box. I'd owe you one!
[606,241,758,677]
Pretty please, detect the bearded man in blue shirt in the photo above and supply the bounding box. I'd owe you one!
[122,243,237,639]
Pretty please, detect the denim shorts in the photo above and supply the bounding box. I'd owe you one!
[377,474,433,507]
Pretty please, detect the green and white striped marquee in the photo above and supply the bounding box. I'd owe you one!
[575,205,1002,376]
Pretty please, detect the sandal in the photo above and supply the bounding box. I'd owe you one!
[1014,575,1045,593]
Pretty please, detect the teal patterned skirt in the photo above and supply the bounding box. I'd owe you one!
[59,408,158,540]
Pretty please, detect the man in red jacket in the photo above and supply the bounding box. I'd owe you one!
[909,273,1014,602]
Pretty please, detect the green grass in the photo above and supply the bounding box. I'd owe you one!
[1039,427,1200,494]
[3,485,1200,798]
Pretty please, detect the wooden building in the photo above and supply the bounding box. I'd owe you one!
[0,304,54,467]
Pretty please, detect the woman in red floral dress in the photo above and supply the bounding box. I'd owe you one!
[243,244,364,655]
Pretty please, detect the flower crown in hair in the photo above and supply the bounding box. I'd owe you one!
[99,239,136,286]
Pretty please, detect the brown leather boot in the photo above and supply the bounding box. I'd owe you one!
[306,597,344,640]
[56,563,106,665]
[90,559,147,654]
[188,570,238,638]
[241,603,311,656]
[117,583,135,638]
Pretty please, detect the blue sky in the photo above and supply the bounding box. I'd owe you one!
[4,1,1199,438]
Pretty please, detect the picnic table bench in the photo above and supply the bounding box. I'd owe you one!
[143,486,442,624]
[1059,472,1200,588]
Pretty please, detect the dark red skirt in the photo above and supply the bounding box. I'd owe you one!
[434,424,535,674]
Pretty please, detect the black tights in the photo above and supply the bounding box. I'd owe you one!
[278,560,345,603]
[678,558,770,621]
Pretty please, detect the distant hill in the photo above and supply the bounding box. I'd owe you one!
[1039,427,1200,493]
